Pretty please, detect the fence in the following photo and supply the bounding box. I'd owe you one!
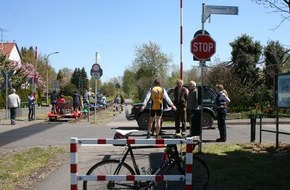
[70,137,194,190]
[251,113,290,149]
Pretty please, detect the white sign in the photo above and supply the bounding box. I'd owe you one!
[92,63,101,72]
[203,5,239,22]
[91,71,101,79]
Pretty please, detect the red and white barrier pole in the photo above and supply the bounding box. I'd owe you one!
[185,137,193,189]
[70,137,78,190]
[180,0,184,80]
[70,137,193,189]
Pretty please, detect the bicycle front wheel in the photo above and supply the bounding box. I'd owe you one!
[83,160,136,190]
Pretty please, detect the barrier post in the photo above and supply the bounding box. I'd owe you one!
[70,137,78,190]
[185,137,193,190]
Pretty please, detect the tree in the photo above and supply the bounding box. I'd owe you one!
[264,40,287,89]
[254,0,290,28]
[100,82,116,97]
[122,69,137,97]
[132,41,172,100]
[71,67,89,96]
[229,34,262,86]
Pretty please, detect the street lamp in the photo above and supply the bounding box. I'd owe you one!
[45,52,59,106]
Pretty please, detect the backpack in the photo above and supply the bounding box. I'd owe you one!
[151,86,164,110]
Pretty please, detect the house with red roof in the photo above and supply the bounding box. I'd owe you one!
[0,42,22,65]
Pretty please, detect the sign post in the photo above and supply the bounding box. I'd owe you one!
[90,52,103,123]
[191,3,238,152]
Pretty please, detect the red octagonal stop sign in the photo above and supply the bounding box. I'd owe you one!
[190,34,216,60]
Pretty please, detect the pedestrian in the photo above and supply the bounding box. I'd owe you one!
[114,95,120,111]
[120,95,125,111]
[173,79,189,136]
[51,90,58,113]
[141,79,176,138]
[187,81,198,134]
[8,88,20,125]
[28,92,35,121]
[73,91,80,112]
[215,84,231,142]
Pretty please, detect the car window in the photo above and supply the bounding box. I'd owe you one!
[203,89,216,104]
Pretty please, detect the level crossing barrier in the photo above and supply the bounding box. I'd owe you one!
[70,137,194,190]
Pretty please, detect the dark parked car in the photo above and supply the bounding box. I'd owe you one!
[126,86,217,130]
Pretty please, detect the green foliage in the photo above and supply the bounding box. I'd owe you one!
[100,82,116,97]
[264,40,287,89]
[59,83,78,97]
[130,41,172,100]
[230,34,262,86]
[71,67,89,96]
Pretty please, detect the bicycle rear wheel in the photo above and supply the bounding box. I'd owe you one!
[163,156,209,190]
[83,160,136,190]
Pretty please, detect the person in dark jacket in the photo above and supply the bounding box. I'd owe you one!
[28,92,35,121]
[73,91,80,112]
[51,90,58,113]
[215,84,231,142]
[173,79,188,136]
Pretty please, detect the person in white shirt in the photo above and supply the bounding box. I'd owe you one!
[8,88,21,125]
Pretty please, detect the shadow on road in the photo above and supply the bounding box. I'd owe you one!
[0,122,60,147]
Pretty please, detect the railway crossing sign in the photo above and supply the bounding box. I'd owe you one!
[91,63,103,79]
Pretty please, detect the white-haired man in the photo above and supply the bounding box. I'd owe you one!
[8,88,21,125]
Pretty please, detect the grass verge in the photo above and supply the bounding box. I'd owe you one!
[0,146,67,190]
[195,143,290,190]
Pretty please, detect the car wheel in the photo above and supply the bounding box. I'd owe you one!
[137,112,149,130]
[203,112,214,128]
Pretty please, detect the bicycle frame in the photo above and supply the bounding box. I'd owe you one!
[113,144,184,189]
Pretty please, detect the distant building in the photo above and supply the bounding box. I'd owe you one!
[0,42,22,66]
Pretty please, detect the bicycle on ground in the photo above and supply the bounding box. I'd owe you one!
[83,130,209,190]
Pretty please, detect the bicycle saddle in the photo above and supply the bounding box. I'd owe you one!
[115,129,139,137]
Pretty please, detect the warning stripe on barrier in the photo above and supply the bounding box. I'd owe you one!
[185,138,193,188]
[78,174,185,182]
[70,138,78,190]
[78,138,186,145]
[70,137,194,190]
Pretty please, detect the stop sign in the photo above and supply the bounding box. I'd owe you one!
[190,34,216,60]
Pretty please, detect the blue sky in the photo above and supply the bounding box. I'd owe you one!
[1,0,288,82]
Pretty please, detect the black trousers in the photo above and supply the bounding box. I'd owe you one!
[174,108,186,133]
[217,108,227,140]
[10,108,17,121]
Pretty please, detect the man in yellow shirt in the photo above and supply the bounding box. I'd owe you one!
[141,79,176,138]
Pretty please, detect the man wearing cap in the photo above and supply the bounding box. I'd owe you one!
[8,88,21,125]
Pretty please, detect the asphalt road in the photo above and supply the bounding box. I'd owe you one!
[0,106,290,190]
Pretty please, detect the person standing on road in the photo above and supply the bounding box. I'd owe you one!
[173,79,189,136]
[187,81,198,134]
[73,91,80,112]
[141,79,176,138]
[215,84,231,142]
[51,90,58,113]
[8,88,21,125]
[28,92,35,121]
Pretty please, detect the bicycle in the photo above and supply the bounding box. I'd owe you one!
[83,130,209,190]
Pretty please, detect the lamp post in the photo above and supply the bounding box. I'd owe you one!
[45,52,59,106]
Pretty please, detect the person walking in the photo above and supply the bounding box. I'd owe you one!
[141,79,176,138]
[186,81,198,135]
[28,92,35,121]
[215,84,231,142]
[173,79,189,136]
[8,88,20,125]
